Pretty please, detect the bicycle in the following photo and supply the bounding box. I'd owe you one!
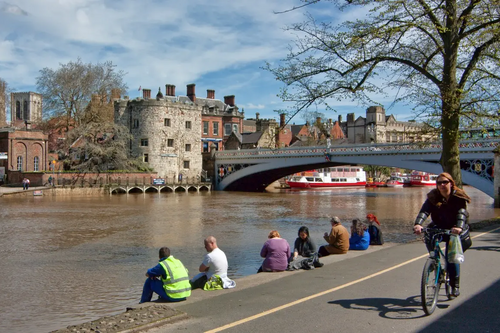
[420,228,454,315]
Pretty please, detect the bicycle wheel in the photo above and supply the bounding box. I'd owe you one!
[421,258,441,315]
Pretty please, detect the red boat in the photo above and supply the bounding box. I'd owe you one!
[410,171,438,186]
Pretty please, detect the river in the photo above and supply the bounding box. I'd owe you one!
[0,186,498,332]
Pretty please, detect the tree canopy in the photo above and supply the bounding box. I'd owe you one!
[36,58,128,129]
[266,0,500,185]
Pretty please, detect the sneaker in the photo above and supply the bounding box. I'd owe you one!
[452,287,460,297]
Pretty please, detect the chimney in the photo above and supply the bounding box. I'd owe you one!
[280,113,286,127]
[91,94,99,105]
[316,117,322,125]
[338,115,342,123]
[187,84,196,102]
[111,88,121,100]
[143,89,151,99]
[256,112,260,120]
[165,84,170,96]
[207,89,215,99]
[224,95,235,106]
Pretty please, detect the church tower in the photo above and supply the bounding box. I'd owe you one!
[10,92,43,126]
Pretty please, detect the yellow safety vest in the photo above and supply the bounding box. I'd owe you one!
[159,256,191,299]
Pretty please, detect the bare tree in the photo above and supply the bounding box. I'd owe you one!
[265,0,500,185]
[0,77,8,127]
[60,121,150,173]
[36,58,128,130]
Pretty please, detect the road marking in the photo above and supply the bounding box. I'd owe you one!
[205,226,500,333]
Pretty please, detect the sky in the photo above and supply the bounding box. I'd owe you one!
[0,0,416,124]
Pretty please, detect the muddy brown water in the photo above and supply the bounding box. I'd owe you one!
[0,186,497,332]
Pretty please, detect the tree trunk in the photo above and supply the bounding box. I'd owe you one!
[440,92,463,188]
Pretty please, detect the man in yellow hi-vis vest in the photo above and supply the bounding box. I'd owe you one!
[140,247,191,303]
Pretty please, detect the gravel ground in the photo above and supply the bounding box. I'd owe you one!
[50,303,188,333]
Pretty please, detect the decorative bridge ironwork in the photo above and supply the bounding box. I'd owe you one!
[214,139,499,197]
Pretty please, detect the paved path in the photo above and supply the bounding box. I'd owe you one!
[143,225,500,333]
[0,185,48,196]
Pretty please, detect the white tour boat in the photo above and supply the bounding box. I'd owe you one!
[386,173,411,187]
[286,166,367,188]
[410,171,438,186]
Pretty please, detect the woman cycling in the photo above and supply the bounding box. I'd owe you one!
[413,172,471,297]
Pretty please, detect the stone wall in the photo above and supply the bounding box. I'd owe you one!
[115,98,202,179]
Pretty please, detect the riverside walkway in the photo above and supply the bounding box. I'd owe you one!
[54,222,500,333]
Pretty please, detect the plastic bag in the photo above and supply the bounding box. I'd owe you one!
[448,234,464,264]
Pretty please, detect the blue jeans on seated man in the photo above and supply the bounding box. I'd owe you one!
[140,278,186,304]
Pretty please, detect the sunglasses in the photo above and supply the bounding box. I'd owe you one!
[437,180,450,185]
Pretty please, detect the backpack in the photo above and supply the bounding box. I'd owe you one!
[368,225,384,245]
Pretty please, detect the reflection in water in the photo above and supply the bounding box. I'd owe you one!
[0,186,497,332]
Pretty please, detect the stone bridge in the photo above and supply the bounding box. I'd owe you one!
[214,140,499,198]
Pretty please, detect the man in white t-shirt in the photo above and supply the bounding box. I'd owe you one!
[190,236,230,289]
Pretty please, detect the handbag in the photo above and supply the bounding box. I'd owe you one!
[460,224,472,252]
[448,234,464,264]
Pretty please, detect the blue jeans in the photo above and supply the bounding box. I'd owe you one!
[140,278,186,303]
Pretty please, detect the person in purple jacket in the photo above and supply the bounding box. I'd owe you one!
[258,230,290,272]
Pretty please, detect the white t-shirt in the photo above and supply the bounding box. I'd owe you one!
[202,247,228,279]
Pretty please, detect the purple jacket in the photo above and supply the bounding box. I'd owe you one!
[260,238,290,271]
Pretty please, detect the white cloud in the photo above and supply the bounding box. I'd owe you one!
[244,103,266,110]
[1,1,28,15]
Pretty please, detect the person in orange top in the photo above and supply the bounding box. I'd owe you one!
[317,216,349,257]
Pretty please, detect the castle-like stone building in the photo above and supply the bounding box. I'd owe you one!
[115,84,243,180]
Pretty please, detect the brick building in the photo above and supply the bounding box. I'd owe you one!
[0,127,49,183]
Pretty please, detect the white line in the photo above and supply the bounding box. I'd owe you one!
[205,226,500,333]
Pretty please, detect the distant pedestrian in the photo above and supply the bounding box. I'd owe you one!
[48,176,53,187]
[22,178,29,190]
[366,213,384,245]
[349,219,370,250]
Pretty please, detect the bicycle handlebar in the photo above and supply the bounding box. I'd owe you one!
[422,228,452,235]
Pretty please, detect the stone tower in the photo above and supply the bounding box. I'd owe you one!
[366,106,386,124]
[10,92,43,126]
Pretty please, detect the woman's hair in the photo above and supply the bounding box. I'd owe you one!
[298,226,310,238]
[366,213,380,226]
[434,172,471,203]
[268,230,280,238]
[351,218,367,236]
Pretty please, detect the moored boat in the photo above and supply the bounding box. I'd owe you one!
[286,166,367,188]
[410,171,438,186]
[386,173,411,187]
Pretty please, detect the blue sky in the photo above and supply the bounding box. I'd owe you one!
[0,0,415,124]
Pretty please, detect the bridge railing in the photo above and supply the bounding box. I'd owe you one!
[215,139,500,158]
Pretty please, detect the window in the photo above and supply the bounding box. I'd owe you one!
[140,139,148,147]
[164,118,171,126]
[143,153,149,163]
[167,139,174,147]
[34,156,39,171]
[133,119,139,128]
[232,124,238,134]
[213,122,219,136]
[203,142,209,152]
[23,100,29,120]
[225,124,231,135]
[183,160,190,169]
[16,101,21,119]
[185,144,191,152]
[203,121,209,135]
[17,156,22,171]
[185,121,192,129]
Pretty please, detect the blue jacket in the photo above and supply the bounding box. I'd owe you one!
[349,231,370,250]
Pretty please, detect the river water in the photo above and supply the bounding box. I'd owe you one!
[0,186,498,332]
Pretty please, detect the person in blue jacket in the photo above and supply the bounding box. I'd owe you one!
[349,218,370,250]
[140,247,191,303]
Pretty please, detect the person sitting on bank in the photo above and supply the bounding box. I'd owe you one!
[349,218,370,251]
[190,236,236,290]
[140,247,191,304]
[288,226,323,270]
[318,216,349,257]
[258,230,290,272]
[366,213,384,245]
